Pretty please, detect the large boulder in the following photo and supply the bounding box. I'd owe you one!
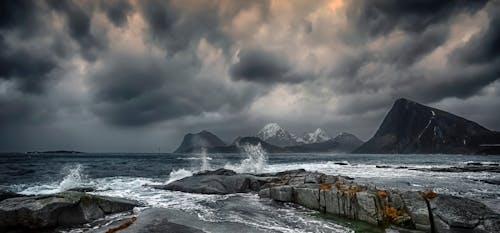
[0,191,141,231]
[157,169,267,194]
[430,194,500,232]
[0,190,25,202]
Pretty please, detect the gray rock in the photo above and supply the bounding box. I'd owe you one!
[400,191,431,232]
[430,195,485,229]
[356,192,380,225]
[118,208,205,233]
[293,186,320,210]
[157,169,266,194]
[0,191,140,230]
[270,186,293,202]
[0,190,25,202]
[258,188,270,198]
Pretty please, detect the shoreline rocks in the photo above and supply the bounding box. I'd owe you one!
[0,191,141,232]
[154,168,500,232]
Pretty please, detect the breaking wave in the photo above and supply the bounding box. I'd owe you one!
[225,143,268,173]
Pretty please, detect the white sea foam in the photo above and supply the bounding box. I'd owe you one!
[167,168,193,184]
[225,143,268,173]
[19,164,86,195]
[58,164,85,191]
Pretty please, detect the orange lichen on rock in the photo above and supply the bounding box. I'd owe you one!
[335,182,345,191]
[347,185,362,193]
[384,206,399,220]
[377,190,388,199]
[319,183,332,190]
[422,190,438,200]
[106,216,137,233]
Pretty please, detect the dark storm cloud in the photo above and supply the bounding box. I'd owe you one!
[99,0,133,27]
[1,0,500,152]
[230,49,307,84]
[0,36,57,94]
[89,51,265,127]
[451,3,500,65]
[48,0,106,61]
[138,0,270,55]
[347,0,488,37]
[329,0,497,111]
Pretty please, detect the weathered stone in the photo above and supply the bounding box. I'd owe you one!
[270,186,293,202]
[357,192,380,225]
[117,208,205,233]
[0,190,25,202]
[258,188,270,198]
[293,186,320,210]
[401,191,431,232]
[430,195,485,229]
[0,191,140,231]
[158,172,265,194]
[321,189,341,215]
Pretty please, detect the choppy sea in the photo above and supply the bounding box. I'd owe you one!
[1,148,500,232]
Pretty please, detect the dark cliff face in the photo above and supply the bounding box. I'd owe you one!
[174,130,226,153]
[354,98,495,154]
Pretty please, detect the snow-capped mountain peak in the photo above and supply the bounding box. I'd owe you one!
[257,123,283,140]
[301,128,331,144]
[256,123,300,147]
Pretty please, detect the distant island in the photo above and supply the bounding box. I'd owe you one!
[26,150,84,154]
[174,98,500,155]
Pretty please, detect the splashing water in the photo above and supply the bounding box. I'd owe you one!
[58,164,85,191]
[200,148,211,171]
[226,143,268,173]
[167,168,193,183]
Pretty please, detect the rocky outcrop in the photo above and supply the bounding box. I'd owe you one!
[0,190,25,202]
[354,98,499,154]
[174,130,227,153]
[0,191,141,231]
[154,168,269,194]
[159,168,500,232]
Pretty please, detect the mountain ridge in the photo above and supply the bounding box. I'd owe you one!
[354,98,498,154]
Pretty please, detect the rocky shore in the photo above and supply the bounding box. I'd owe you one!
[160,168,500,233]
[2,168,499,233]
[0,191,141,232]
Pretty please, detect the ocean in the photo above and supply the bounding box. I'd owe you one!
[1,150,500,232]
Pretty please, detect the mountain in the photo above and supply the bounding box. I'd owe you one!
[174,130,227,153]
[211,136,284,153]
[256,123,301,147]
[300,128,331,144]
[286,132,363,153]
[331,132,364,152]
[354,98,499,154]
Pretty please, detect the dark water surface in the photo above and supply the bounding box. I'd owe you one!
[1,152,499,232]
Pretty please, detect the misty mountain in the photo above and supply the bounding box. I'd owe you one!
[174,130,226,153]
[299,128,332,144]
[286,132,363,153]
[354,98,500,154]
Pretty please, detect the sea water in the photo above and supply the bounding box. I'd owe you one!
[1,149,500,232]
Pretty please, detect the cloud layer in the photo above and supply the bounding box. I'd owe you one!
[1,0,499,152]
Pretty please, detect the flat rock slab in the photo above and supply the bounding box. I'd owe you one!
[0,191,141,231]
[117,208,204,233]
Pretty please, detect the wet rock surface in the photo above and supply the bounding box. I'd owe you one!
[157,168,500,233]
[0,191,141,231]
[154,168,269,194]
[120,208,205,233]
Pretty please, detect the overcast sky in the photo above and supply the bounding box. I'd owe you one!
[1,0,499,152]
